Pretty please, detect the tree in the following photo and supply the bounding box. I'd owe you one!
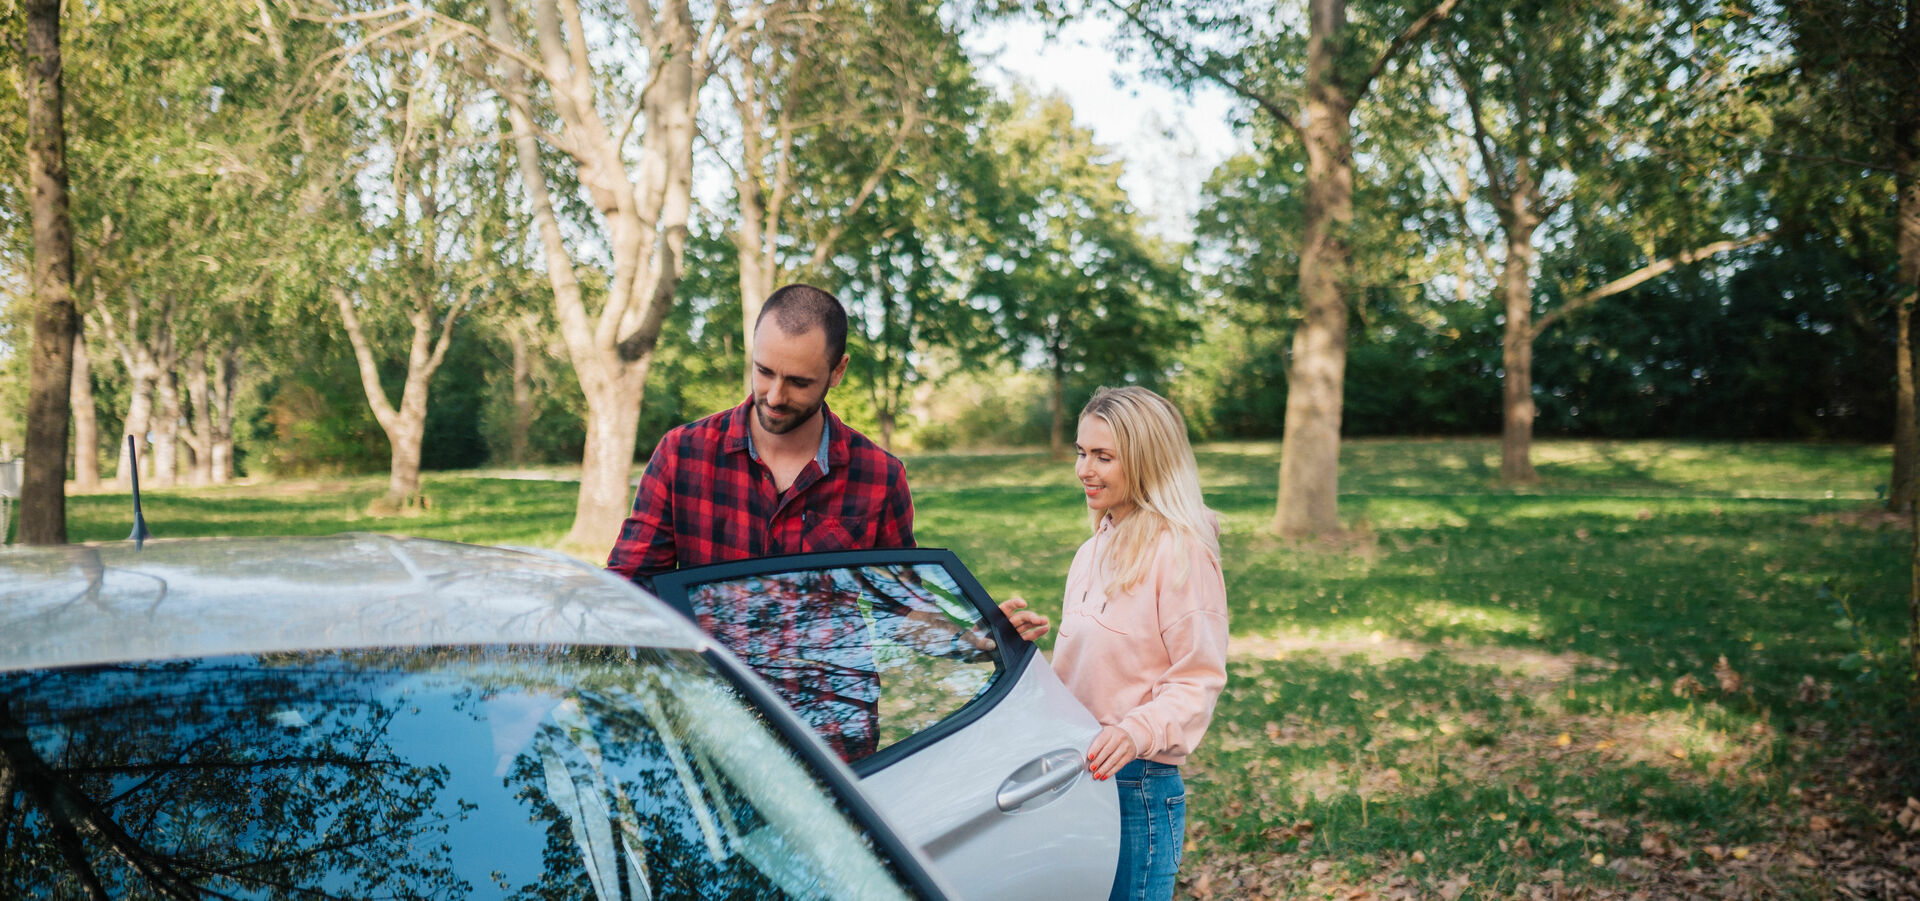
[1759,0,1919,510]
[18,0,77,545]
[974,89,1190,456]
[1435,0,1765,482]
[330,17,507,509]
[463,0,707,550]
[715,0,975,383]
[1104,0,1457,535]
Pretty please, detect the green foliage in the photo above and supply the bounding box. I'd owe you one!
[60,439,1908,895]
[974,88,1195,399]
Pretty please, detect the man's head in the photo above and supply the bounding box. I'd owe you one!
[751,284,850,436]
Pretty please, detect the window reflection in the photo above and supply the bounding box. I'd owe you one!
[0,646,912,900]
[685,563,1002,764]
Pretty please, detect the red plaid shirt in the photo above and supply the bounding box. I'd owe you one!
[606,398,915,584]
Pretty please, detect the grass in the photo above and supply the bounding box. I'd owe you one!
[49,438,1917,899]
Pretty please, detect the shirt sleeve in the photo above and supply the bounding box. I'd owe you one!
[1116,536,1229,761]
[605,437,681,584]
[876,456,915,549]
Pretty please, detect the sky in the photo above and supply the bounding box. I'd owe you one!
[965,15,1245,242]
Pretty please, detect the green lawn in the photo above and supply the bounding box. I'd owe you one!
[55,438,1917,899]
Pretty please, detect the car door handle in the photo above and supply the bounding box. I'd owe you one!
[996,748,1086,812]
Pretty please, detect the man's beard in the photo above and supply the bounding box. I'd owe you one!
[756,398,820,435]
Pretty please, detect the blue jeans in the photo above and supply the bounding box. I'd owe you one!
[1109,759,1185,901]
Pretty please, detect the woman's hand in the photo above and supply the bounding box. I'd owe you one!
[1086,726,1138,780]
[998,596,1051,642]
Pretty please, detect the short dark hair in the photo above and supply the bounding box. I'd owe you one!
[756,283,848,364]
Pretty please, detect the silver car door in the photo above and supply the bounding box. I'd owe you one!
[651,549,1120,901]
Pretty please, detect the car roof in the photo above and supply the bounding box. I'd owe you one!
[0,533,705,671]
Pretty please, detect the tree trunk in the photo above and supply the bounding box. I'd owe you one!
[1049,359,1067,458]
[576,364,652,546]
[333,286,451,508]
[183,347,214,487]
[1275,0,1355,537]
[1499,200,1543,484]
[20,0,77,545]
[1891,108,1920,513]
[151,369,181,488]
[485,0,698,551]
[211,348,238,483]
[115,370,154,488]
[1894,297,1917,513]
[734,172,776,392]
[509,316,535,465]
[70,329,98,492]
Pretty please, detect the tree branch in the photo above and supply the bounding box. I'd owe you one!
[1099,0,1303,140]
[1358,0,1461,99]
[1534,232,1773,338]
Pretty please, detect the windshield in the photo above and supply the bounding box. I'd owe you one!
[0,646,919,900]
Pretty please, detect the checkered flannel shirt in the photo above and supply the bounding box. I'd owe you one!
[606,397,915,585]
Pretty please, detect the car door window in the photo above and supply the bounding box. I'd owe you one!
[664,554,1011,769]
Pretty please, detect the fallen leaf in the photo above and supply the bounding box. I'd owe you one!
[1791,852,1818,867]
[1670,748,1689,760]
[1673,674,1705,697]
[1810,815,1836,831]
[1731,846,1751,860]
[1796,675,1831,704]
[1589,852,1607,867]
[1594,740,1615,750]
[1704,845,1726,861]
[1436,874,1470,901]
[1411,850,1427,865]
[1555,732,1572,747]
[1713,655,1745,693]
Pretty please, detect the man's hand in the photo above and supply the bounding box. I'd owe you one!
[999,596,1050,642]
[1086,726,1137,780]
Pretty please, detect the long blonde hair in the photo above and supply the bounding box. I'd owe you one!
[1080,386,1220,593]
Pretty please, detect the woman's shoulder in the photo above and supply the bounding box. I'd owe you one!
[1151,522,1220,566]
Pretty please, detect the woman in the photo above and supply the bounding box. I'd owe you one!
[1016,386,1230,901]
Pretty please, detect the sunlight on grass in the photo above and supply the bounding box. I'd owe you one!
[39,438,1911,899]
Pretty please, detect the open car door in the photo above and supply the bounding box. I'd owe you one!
[651,549,1119,901]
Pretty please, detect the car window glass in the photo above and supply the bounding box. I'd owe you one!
[682,562,1003,764]
[0,646,917,900]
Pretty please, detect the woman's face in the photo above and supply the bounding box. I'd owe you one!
[1075,415,1134,520]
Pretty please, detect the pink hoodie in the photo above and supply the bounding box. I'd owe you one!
[1049,517,1230,766]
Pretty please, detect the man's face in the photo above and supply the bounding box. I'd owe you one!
[751,319,846,436]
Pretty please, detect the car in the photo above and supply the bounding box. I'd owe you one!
[0,536,1119,900]
[651,549,1120,901]
[0,534,954,900]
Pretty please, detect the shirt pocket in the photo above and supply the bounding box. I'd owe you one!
[802,512,870,552]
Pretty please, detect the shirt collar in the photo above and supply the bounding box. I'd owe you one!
[736,398,834,476]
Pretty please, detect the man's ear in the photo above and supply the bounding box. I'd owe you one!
[828,354,849,389]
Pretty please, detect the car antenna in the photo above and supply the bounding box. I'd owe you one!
[127,434,151,548]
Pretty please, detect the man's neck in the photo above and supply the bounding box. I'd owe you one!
[750,408,826,462]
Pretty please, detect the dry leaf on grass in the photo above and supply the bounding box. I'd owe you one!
[1713,655,1744,693]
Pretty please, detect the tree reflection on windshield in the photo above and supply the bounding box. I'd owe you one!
[0,646,910,900]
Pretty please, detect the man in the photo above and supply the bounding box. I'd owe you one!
[606,283,911,582]
[608,284,1046,762]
